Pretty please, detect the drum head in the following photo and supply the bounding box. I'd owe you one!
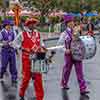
[80,35,96,59]
[71,38,85,61]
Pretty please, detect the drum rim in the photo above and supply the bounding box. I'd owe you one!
[82,35,97,59]
[85,37,97,59]
[71,35,97,60]
[71,39,85,61]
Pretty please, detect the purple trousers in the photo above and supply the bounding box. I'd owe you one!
[61,53,87,92]
[0,47,17,81]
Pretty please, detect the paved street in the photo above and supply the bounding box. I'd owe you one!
[0,34,100,100]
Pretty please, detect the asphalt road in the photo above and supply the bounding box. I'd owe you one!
[0,34,100,100]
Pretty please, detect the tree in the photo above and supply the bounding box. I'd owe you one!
[20,0,59,24]
[0,0,10,19]
[0,0,3,7]
[58,0,80,12]
[34,0,57,15]
[20,0,100,18]
[20,0,58,15]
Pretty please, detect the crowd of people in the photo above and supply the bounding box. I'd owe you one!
[54,16,95,36]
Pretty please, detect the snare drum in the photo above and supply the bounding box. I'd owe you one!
[30,53,49,73]
[71,35,96,61]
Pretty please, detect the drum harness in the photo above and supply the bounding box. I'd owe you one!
[21,47,56,74]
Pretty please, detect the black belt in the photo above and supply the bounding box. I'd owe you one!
[2,46,15,52]
[2,46,13,49]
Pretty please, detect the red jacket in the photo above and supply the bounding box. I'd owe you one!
[22,31,40,57]
[87,30,94,36]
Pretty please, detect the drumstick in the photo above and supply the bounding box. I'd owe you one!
[47,45,64,50]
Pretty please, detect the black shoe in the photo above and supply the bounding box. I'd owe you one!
[12,80,17,87]
[12,80,17,83]
[0,74,4,82]
[19,96,25,100]
[80,94,90,99]
[61,86,70,90]
[80,91,90,95]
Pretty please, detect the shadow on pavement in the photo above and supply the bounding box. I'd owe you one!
[1,81,18,100]
[61,88,90,100]
[61,88,69,100]
[80,94,90,100]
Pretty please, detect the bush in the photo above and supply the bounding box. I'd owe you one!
[49,16,60,24]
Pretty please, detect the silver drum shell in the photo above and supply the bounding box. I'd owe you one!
[80,35,96,59]
[71,35,96,60]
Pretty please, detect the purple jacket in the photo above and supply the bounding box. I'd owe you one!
[0,29,15,42]
[65,28,73,49]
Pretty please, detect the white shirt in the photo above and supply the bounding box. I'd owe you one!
[56,27,71,52]
[13,27,45,49]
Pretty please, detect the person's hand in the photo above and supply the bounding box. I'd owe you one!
[2,41,9,45]
[25,48,31,53]
[9,42,14,47]
[35,47,47,53]
[40,47,47,53]
[65,49,71,54]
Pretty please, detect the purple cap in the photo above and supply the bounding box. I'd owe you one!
[2,19,14,26]
[63,15,74,23]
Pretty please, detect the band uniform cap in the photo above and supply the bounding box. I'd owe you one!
[2,19,14,26]
[63,15,74,23]
[25,18,39,26]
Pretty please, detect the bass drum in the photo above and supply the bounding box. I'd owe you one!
[71,35,96,61]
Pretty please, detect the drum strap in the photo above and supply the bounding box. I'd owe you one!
[66,29,72,40]
[65,29,72,49]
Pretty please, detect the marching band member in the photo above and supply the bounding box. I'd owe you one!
[0,19,17,85]
[74,19,81,36]
[87,18,94,36]
[57,15,89,95]
[19,18,45,100]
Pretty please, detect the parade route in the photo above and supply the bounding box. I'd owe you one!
[0,35,100,100]
[0,0,100,100]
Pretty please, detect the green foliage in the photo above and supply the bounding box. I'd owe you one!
[19,0,100,25]
[49,16,60,24]
[21,16,29,20]
[59,0,80,12]
[0,0,3,7]
[20,0,100,14]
